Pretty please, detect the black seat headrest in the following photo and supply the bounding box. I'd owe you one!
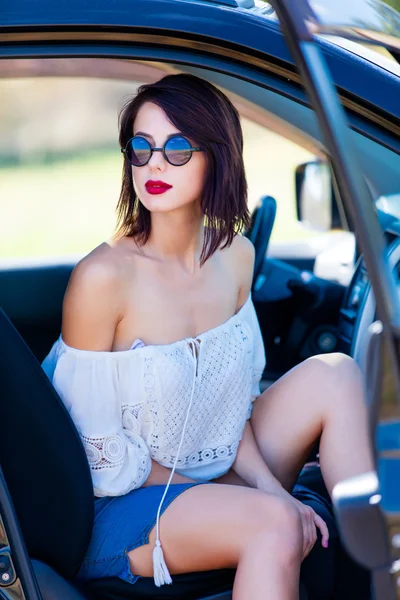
[0,308,94,579]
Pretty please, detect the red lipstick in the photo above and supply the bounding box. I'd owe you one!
[145,180,172,195]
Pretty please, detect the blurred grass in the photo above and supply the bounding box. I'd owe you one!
[0,118,317,259]
[0,149,120,258]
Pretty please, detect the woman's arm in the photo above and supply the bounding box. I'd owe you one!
[232,420,284,494]
[62,252,123,350]
[142,460,197,487]
[56,253,157,495]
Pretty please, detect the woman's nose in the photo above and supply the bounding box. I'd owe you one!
[148,149,166,171]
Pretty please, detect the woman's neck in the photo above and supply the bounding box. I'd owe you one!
[145,210,205,273]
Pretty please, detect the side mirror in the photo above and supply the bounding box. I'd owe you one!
[295,161,342,231]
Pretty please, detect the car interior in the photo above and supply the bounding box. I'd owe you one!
[1,49,400,600]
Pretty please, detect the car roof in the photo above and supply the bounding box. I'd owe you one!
[1,0,399,121]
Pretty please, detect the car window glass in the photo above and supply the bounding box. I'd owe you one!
[243,118,355,285]
[0,58,354,284]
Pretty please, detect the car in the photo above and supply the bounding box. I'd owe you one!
[1,0,400,599]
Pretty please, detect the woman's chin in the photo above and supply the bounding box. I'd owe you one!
[143,198,178,212]
[141,195,192,214]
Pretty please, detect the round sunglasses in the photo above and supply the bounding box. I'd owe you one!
[121,134,203,167]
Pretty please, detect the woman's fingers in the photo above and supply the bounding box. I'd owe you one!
[307,510,317,556]
[301,522,309,560]
[300,507,316,559]
[314,513,330,548]
[288,495,329,557]
[300,518,308,559]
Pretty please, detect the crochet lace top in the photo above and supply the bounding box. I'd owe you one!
[42,292,266,586]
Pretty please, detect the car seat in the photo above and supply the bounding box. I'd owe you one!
[245,195,277,284]
[0,307,310,599]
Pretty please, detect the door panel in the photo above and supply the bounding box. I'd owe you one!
[0,263,73,362]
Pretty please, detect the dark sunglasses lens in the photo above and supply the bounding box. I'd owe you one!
[165,136,192,165]
[127,137,151,166]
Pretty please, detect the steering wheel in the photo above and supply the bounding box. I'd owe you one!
[245,195,277,285]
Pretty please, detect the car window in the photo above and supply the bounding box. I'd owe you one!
[243,118,355,285]
[244,117,314,233]
[0,58,353,283]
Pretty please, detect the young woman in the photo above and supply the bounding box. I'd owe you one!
[42,73,374,600]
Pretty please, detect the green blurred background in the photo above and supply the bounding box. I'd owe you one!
[386,0,400,11]
[1,1,399,262]
[0,69,315,259]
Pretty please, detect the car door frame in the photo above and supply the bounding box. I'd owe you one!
[1,2,400,598]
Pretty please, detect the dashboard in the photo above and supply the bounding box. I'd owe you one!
[339,258,369,358]
[339,223,400,375]
[254,206,400,381]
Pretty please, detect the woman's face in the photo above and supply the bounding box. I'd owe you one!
[131,102,207,214]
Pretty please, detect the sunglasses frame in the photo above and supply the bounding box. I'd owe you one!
[121,134,203,167]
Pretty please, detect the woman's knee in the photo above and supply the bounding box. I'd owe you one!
[246,493,303,558]
[306,352,361,381]
[304,353,363,408]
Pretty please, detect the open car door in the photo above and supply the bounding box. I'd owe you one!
[274,1,400,598]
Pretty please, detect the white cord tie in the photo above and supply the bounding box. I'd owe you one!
[152,538,173,587]
[151,339,201,587]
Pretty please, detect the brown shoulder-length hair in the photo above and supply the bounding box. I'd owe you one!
[115,73,250,266]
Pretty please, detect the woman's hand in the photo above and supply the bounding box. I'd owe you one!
[289,495,329,560]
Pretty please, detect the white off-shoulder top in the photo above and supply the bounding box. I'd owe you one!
[42,293,266,586]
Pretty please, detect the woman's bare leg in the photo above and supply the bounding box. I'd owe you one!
[128,483,303,600]
[250,353,375,495]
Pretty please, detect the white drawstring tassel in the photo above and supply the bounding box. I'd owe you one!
[151,340,200,587]
[153,538,173,587]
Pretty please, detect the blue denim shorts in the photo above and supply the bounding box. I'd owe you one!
[76,482,207,585]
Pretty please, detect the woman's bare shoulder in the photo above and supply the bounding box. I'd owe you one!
[61,242,126,351]
[68,242,124,295]
[220,234,254,278]
[220,234,255,308]
[230,233,255,262]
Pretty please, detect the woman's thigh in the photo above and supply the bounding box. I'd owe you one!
[250,353,363,491]
[128,482,301,577]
